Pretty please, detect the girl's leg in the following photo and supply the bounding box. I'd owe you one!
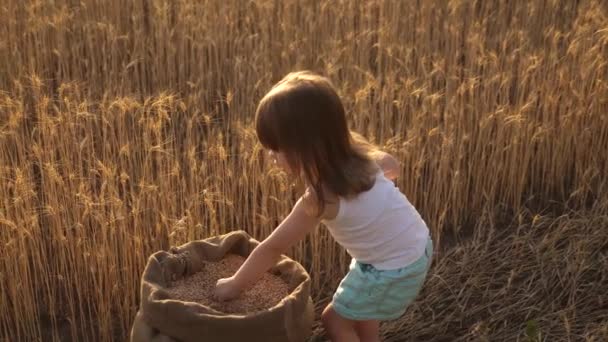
[321,303,360,342]
[354,320,380,342]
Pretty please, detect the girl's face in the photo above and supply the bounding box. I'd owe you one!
[269,150,292,174]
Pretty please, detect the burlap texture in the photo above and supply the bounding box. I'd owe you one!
[130,230,314,342]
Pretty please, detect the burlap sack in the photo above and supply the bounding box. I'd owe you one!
[130,230,314,342]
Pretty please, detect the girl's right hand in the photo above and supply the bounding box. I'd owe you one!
[214,276,241,301]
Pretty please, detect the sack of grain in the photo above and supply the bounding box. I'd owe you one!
[130,230,314,342]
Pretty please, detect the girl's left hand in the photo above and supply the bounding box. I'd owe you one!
[214,276,241,301]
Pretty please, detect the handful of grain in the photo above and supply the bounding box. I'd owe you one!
[166,254,289,314]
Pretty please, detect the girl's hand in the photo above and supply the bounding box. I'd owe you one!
[214,276,241,301]
[213,195,321,303]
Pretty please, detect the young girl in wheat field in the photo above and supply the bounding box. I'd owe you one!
[214,71,433,342]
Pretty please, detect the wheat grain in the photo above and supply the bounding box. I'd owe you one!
[167,254,288,314]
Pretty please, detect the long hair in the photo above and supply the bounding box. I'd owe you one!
[255,71,379,215]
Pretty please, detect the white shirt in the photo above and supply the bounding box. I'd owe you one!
[321,170,430,270]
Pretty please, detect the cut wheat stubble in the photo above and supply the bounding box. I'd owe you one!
[166,254,289,314]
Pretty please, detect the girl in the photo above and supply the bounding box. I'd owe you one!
[215,71,433,342]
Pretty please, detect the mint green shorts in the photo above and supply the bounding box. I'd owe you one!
[332,238,433,321]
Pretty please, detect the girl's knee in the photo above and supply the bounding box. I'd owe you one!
[354,320,380,342]
[321,305,334,326]
[321,305,346,332]
[321,305,360,342]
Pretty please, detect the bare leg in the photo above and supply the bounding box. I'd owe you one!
[354,320,381,342]
[321,304,360,342]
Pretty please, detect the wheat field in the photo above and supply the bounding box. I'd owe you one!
[1,0,607,341]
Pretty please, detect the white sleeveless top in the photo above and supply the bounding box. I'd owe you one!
[321,170,430,270]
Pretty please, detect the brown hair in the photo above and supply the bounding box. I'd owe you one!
[255,71,379,216]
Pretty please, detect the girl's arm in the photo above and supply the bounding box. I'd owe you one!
[375,151,400,180]
[215,194,320,300]
[350,131,400,180]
